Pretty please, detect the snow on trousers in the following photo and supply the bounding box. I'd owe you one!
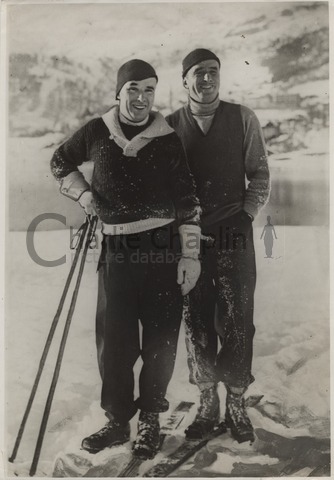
[95,224,183,424]
[185,210,256,389]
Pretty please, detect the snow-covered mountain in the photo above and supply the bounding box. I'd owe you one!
[8,2,329,136]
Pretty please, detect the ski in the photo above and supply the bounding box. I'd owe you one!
[143,421,227,477]
[117,401,194,477]
[162,401,195,432]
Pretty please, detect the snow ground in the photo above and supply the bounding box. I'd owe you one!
[4,223,329,477]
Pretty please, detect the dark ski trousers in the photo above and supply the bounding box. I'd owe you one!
[95,224,183,424]
[185,210,256,389]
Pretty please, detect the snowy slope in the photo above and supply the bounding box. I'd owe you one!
[5,222,329,477]
[7,2,329,136]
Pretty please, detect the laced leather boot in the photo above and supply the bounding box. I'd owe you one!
[185,385,220,439]
[132,411,160,459]
[225,386,255,443]
[81,419,130,453]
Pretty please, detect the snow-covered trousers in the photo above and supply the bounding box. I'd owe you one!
[95,225,183,424]
[185,210,256,389]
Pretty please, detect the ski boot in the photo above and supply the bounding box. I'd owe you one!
[185,385,220,439]
[132,411,160,459]
[225,386,255,443]
[81,419,130,453]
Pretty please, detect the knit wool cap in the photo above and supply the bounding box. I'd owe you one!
[116,59,158,99]
[182,48,221,78]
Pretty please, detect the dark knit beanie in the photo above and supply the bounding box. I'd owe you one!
[182,48,220,78]
[116,59,158,99]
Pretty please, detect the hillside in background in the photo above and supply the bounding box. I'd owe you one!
[8,2,329,139]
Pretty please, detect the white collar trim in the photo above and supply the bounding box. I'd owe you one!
[102,105,174,157]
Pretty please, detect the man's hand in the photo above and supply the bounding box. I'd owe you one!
[177,257,201,296]
[78,191,97,216]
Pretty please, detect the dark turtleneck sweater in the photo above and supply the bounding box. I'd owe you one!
[119,116,154,140]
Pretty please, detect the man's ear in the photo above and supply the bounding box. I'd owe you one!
[183,77,189,90]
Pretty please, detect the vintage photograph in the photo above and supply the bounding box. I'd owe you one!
[3,0,330,477]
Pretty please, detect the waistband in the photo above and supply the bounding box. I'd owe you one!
[102,217,175,235]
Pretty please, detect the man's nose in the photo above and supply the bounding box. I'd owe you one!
[203,73,211,81]
[137,92,144,102]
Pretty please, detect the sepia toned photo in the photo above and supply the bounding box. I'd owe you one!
[2,0,330,477]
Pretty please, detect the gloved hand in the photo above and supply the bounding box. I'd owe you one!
[177,256,201,296]
[78,191,97,216]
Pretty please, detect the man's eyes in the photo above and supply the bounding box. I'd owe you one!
[195,70,217,76]
[127,88,155,93]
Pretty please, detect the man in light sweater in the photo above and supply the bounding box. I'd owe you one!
[51,59,201,459]
[167,49,270,443]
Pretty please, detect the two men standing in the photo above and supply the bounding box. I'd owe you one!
[51,48,269,456]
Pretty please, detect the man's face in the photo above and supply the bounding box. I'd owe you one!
[118,77,157,123]
[183,59,220,103]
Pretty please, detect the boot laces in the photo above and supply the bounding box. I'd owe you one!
[90,421,119,439]
[135,412,159,448]
[227,393,252,428]
[138,412,159,433]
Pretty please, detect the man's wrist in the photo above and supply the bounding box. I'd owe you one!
[181,254,199,261]
[60,171,91,201]
[179,223,201,258]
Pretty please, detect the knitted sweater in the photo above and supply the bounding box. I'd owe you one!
[166,101,270,226]
[50,106,201,227]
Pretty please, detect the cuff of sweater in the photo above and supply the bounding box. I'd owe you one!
[178,224,201,258]
[60,171,90,201]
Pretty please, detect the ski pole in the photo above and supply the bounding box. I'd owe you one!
[29,216,98,476]
[9,218,90,464]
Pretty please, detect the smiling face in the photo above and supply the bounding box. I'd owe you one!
[183,59,220,104]
[118,77,157,123]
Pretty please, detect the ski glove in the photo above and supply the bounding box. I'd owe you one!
[178,224,201,295]
[177,257,201,296]
[78,191,97,216]
[179,224,201,259]
[60,171,90,201]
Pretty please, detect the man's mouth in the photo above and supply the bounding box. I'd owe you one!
[133,104,147,110]
[200,84,215,90]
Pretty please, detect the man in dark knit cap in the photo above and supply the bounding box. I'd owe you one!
[51,59,201,458]
[166,48,270,443]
